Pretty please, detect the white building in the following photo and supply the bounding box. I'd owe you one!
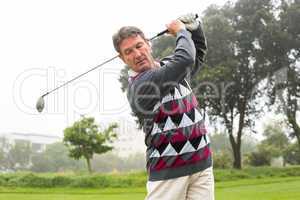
[0,125,146,157]
[0,132,62,152]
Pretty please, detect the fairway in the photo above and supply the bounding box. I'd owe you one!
[215,177,300,200]
[0,177,299,200]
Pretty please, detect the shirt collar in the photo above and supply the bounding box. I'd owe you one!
[128,69,140,78]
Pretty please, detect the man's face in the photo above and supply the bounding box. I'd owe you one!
[119,35,155,73]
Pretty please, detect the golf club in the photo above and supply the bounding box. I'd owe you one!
[36,14,199,113]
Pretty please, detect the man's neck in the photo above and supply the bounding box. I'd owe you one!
[128,61,160,78]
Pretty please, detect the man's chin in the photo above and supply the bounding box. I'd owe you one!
[138,64,152,72]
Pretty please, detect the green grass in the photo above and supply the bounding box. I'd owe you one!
[0,176,299,200]
[216,177,300,200]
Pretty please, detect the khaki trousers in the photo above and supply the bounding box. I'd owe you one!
[145,167,214,200]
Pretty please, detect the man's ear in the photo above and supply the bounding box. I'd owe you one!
[147,40,152,47]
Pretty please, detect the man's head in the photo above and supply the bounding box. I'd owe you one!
[113,26,156,73]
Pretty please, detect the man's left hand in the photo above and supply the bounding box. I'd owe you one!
[178,13,199,31]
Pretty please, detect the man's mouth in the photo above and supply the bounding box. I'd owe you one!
[136,58,146,66]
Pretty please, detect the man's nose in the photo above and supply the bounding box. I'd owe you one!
[133,49,142,57]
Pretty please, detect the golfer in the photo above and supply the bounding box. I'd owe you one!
[113,13,214,200]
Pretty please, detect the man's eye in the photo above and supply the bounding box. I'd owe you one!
[125,49,132,55]
[136,43,143,49]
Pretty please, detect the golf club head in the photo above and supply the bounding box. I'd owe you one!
[36,96,45,113]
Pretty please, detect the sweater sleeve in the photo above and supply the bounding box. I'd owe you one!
[127,29,197,120]
[189,21,207,77]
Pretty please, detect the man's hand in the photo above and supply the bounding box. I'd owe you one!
[166,20,186,37]
[178,13,199,31]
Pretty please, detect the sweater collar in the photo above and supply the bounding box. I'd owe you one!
[128,61,161,81]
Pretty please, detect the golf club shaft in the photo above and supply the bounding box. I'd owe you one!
[41,55,118,98]
[148,29,168,41]
[41,33,159,98]
[41,14,199,98]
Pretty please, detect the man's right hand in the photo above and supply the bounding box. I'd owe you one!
[166,20,186,37]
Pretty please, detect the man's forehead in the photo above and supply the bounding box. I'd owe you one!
[120,35,147,49]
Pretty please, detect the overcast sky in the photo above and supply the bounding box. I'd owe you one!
[2,0,280,143]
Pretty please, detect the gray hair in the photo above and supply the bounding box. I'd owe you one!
[112,26,146,53]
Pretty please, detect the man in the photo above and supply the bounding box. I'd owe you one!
[113,13,214,200]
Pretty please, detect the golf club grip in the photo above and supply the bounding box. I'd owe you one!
[155,14,199,39]
[156,29,168,37]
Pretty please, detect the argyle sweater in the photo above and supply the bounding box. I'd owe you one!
[127,25,212,181]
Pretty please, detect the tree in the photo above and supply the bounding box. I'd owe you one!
[0,149,5,171]
[195,0,297,169]
[31,142,85,172]
[246,121,290,166]
[63,116,118,173]
[196,1,268,169]
[7,140,32,170]
[210,132,257,155]
[210,133,232,154]
[210,132,257,168]
[246,150,271,166]
[267,0,300,150]
[261,122,290,156]
[284,142,300,165]
[0,137,9,170]
[213,151,233,169]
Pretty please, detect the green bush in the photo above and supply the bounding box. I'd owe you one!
[284,143,300,165]
[214,169,250,181]
[244,151,271,166]
[213,151,233,169]
[52,176,73,186]
[0,176,7,185]
[215,166,300,181]
[7,173,53,187]
[0,166,299,188]
[69,174,144,188]
[70,176,99,188]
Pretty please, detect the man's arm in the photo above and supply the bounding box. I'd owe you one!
[128,27,196,113]
[134,29,196,91]
[189,21,207,77]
